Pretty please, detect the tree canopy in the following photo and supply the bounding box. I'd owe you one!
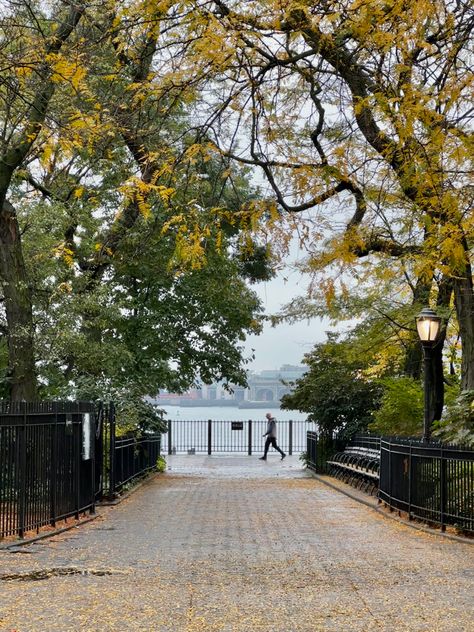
[175,0,474,392]
[281,334,382,437]
[0,0,473,425]
[0,0,272,401]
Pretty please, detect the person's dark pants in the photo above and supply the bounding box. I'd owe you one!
[263,437,285,458]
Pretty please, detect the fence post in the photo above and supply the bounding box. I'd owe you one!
[440,446,447,532]
[288,420,293,456]
[75,404,81,519]
[248,420,252,456]
[408,442,412,520]
[388,439,393,511]
[50,402,58,527]
[168,420,172,455]
[18,403,27,538]
[89,406,96,514]
[208,419,212,455]
[109,402,116,497]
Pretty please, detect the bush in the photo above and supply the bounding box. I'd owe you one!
[369,377,424,436]
[281,337,381,438]
[115,398,167,435]
[156,455,167,472]
[433,390,474,447]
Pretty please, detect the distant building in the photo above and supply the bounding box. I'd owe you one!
[148,365,306,406]
[247,365,306,402]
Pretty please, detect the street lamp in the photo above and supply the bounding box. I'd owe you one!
[416,307,442,442]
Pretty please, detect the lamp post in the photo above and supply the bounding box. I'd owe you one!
[416,307,441,442]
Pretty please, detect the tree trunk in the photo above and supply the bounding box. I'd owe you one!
[430,275,454,420]
[0,201,37,400]
[454,272,474,392]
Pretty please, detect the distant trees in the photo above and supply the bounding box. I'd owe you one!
[281,335,382,437]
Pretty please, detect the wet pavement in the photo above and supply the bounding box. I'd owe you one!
[0,455,472,631]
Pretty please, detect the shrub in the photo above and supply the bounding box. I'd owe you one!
[156,455,167,472]
[433,390,474,447]
[369,377,424,436]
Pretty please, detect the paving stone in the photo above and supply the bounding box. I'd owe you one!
[0,456,472,631]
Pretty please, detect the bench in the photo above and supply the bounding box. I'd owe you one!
[327,445,380,494]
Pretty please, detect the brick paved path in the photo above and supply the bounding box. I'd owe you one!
[0,456,473,631]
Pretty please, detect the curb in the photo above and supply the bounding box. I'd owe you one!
[0,515,99,551]
[310,471,473,546]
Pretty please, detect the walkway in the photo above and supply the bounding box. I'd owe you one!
[0,456,472,631]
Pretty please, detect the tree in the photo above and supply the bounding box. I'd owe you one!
[0,1,272,400]
[0,2,86,398]
[281,335,381,438]
[177,0,474,392]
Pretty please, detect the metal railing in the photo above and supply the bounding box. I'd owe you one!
[99,402,161,498]
[379,438,474,534]
[0,402,96,539]
[306,431,346,473]
[0,401,162,539]
[307,431,474,534]
[163,419,311,455]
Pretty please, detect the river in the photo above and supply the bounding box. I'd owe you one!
[159,406,311,453]
[160,405,307,421]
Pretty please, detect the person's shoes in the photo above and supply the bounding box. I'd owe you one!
[259,457,266,460]
[281,454,286,460]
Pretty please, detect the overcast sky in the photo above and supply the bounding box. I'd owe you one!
[240,172,337,373]
[243,261,329,373]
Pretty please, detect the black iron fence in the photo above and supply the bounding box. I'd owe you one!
[163,419,311,455]
[0,401,96,539]
[306,431,346,473]
[307,432,474,534]
[1,401,161,540]
[379,438,474,534]
[98,402,161,498]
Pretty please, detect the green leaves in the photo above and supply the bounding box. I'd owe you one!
[281,336,381,438]
[433,390,474,447]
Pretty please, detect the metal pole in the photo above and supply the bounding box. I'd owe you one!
[18,403,27,538]
[440,446,447,532]
[288,419,293,456]
[248,420,252,456]
[109,402,116,497]
[408,442,412,521]
[50,402,58,526]
[422,345,432,442]
[90,407,96,515]
[75,405,81,520]
[207,419,212,455]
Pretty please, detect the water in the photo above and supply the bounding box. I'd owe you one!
[160,405,307,422]
[159,406,312,454]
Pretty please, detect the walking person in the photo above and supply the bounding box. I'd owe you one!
[259,412,286,460]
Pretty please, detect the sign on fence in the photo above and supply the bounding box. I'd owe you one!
[82,413,92,461]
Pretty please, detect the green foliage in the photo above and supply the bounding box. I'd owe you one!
[370,377,460,437]
[281,335,381,438]
[235,243,276,284]
[369,377,424,436]
[13,104,264,401]
[433,391,474,447]
[156,455,167,473]
[298,451,309,467]
[115,398,167,435]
